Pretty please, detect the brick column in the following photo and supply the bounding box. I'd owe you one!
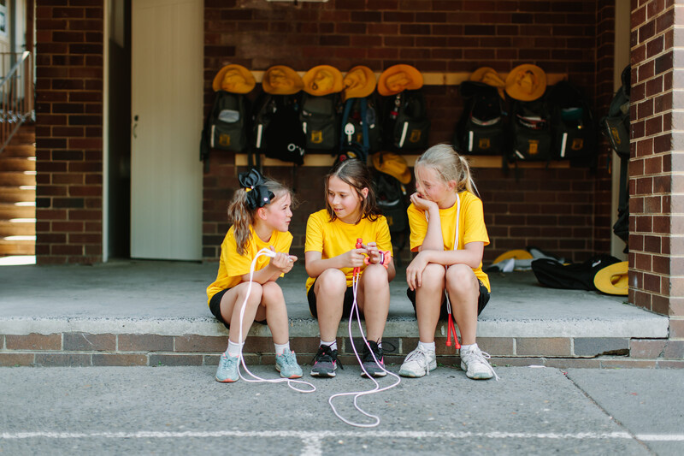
[35,0,104,264]
[630,0,683,341]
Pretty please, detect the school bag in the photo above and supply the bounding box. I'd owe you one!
[383,89,431,150]
[453,81,507,156]
[547,81,597,161]
[337,96,382,163]
[200,91,250,165]
[252,93,306,165]
[300,93,340,152]
[531,254,621,291]
[510,97,553,162]
[602,65,631,246]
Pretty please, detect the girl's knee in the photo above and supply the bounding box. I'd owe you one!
[317,268,347,294]
[237,282,263,306]
[362,264,388,284]
[421,263,446,286]
[445,264,478,295]
[261,282,284,304]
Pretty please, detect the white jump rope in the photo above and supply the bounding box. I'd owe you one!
[327,240,402,428]
[233,248,316,394]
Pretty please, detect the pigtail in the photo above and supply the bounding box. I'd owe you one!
[227,189,254,256]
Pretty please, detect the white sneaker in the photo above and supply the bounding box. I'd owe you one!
[460,345,498,380]
[398,346,436,378]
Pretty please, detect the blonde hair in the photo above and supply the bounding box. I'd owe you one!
[325,159,381,223]
[227,178,294,255]
[415,143,479,196]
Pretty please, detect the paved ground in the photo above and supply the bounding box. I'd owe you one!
[0,366,682,455]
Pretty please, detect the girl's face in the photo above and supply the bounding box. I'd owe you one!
[259,192,293,232]
[327,176,367,224]
[414,165,456,208]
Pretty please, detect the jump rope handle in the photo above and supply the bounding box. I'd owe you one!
[353,238,363,278]
[446,313,461,349]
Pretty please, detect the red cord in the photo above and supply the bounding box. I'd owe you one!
[446,312,461,349]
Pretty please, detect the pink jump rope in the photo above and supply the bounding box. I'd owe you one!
[328,238,401,428]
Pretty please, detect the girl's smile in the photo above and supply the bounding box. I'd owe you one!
[327,176,364,224]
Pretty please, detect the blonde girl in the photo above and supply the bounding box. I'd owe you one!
[305,159,396,378]
[207,169,302,383]
[399,144,496,380]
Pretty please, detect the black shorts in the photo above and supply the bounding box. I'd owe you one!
[209,288,267,330]
[307,279,359,320]
[406,280,490,319]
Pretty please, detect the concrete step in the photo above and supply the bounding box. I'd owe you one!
[0,263,675,368]
[0,186,35,203]
[0,220,35,237]
[0,158,35,172]
[0,171,36,186]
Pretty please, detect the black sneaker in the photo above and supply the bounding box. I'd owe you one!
[361,341,386,378]
[310,345,342,378]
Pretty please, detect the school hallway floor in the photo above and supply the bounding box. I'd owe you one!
[0,260,672,369]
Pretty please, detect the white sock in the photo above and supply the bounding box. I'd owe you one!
[275,342,290,356]
[460,343,477,352]
[226,340,242,358]
[321,339,337,351]
[418,341,435,352]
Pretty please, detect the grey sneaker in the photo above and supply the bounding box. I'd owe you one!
[310,344,342,378]
[460,345,498,380]
[275,349,303,379]
[398,346,436,378]
[215,353,240,383]
[360,341,386,378]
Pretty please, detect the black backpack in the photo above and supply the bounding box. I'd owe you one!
[300,93,340,152]
[200,91,250,162]
[602,65,631,247]
[383,90,431,150]
[373,170,409,262]
[337,96,381,163]
[547,81,597,161]
[531,254,622,291]
[454,81,507,155]
[510,97,553,162]
[252,93,306,165]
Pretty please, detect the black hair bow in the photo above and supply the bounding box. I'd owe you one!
[238,169,274,210]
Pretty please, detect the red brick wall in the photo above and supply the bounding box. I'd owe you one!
[629,0,678,320]
[203,0,608,262]
[35,0,104,264]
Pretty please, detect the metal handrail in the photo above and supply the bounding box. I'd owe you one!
[0,51,34,154]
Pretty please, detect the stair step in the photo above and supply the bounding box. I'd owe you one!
[0,171,36,186]
[0,203,35,219]
[0,220,36,237]
[2,144,35,158]
[0,239,35,256]
[0,186,35,203]
[0,158,35,172]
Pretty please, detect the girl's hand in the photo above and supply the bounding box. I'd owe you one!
[365,242,381,264]
[406,251,429,291]
[269,247,295,272]
[344,248,368,268]
[410,192,438,212]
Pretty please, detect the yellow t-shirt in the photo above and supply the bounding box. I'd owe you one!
[206,225,293,305]
[304,209,392,293]
[408,190,491,291]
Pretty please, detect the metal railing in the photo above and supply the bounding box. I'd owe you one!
[0,51,34,154]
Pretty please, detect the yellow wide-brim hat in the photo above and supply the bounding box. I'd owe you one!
[372,152,411,184]
[343,66,377,100]
[262,65,304,95]
[594,261,628,296]
[492,249,534,265]
[212,64,256,94]
[302,65,344,96]
[505,64,546,101]
[378,64,423,96]
[470,66,506,99]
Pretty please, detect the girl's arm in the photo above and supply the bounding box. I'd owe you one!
[240,251,297,285]
[305,249,366,278]
[407,242,484,290]
[411,193,444,252]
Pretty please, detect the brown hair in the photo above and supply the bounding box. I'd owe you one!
[227,178,294,255]
[325,159,381,223]
[415,143,479,195]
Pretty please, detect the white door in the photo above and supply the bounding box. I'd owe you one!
[131,0,203,260]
